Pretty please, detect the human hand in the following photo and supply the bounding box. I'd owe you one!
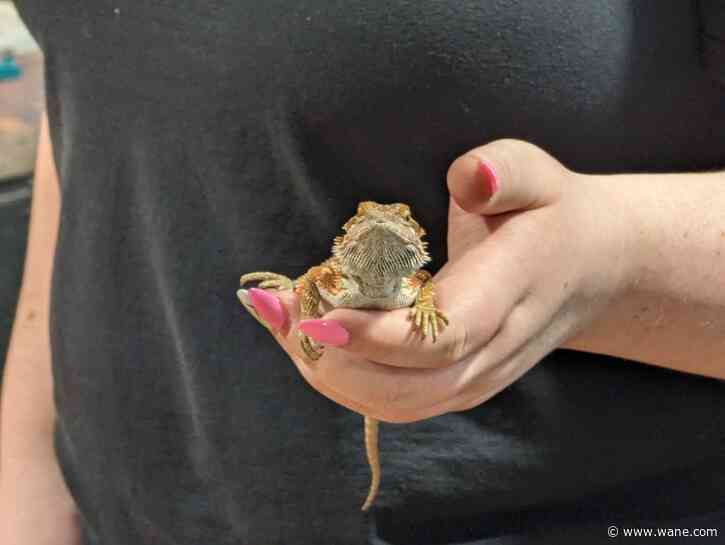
[244,139,638,423]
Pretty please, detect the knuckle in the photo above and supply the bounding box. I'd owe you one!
[487,139,569,199]
[489,138,544,164]
[482,139,530,186]
[491,137,539,155]
[440,322,469,365]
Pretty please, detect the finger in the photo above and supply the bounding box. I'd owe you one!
[446,138,567,216]
[288,347,462,422]
[238,287,300,341]
[430,296,571,416]
[299,288,563,423]
[239,287,469,422]
[316,241,523,369]
[311,305,463,368]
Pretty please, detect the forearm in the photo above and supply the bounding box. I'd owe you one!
[2,273,56,465]
[1,296,79,542]
[564,169,725,379]
[0,113,80,543]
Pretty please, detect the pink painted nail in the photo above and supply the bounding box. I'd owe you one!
[298,319,350,346]
[477,159,499,197]
[248,288,286,331]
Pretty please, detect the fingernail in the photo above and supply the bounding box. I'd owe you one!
[237,288,251,306]
[248,288,286,330]
[477,159,499,197]
[298,319,350,346]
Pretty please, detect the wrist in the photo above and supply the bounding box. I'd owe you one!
[561,168,725,375]
[561,172,650,352]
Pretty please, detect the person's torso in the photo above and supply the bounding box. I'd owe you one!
[13,1,725,544]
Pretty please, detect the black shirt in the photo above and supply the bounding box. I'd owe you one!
[13,1,725,544]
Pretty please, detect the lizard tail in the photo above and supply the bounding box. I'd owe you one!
[361,416,380,511]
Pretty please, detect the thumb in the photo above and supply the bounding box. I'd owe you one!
[446,138,567,216]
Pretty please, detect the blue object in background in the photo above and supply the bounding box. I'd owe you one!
[0,50,22,81]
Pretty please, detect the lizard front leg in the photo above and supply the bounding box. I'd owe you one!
[238,271,324,361]
[295,274,325,361]
[408,270,449,342]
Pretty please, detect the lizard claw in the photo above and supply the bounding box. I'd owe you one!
[409,304,448,343]
[299,331,324,361]
[240,271,294,291]
[238,272,295,330]
[238,273,325,362]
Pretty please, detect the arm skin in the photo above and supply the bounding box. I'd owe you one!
[564,169,725,380]
[237,140,725,427]
[0,112,81,544]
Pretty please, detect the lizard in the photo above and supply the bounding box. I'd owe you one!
[236,201,448,511]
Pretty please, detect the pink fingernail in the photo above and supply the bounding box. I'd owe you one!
[477,159,499,197]
[298,319,350,346]
[248,288,286,331]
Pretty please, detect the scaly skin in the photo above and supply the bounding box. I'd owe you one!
[238,201,448,511]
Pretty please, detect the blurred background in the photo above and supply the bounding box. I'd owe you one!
[0,0,44,381]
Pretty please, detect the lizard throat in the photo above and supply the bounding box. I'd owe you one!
[334,231,429,278]
[353,273,402,299]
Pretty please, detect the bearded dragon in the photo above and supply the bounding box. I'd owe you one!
[237,201,448,511]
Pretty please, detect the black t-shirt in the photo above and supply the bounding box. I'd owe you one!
[13,1,725,544]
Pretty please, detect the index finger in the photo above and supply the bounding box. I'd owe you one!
[319,305,467,368]
[311,241,523,368]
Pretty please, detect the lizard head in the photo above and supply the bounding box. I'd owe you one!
[332,201,431,278]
